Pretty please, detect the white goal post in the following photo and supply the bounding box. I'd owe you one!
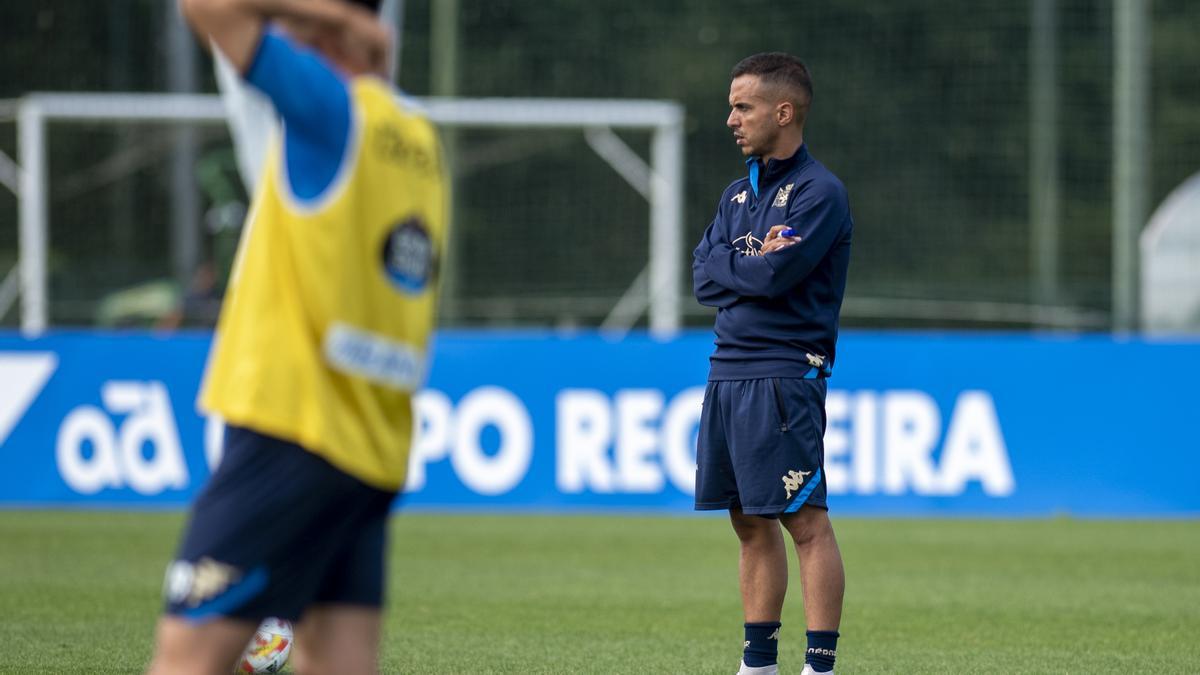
[12,92,685,337]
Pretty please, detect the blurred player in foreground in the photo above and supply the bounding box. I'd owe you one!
[692,53,853,675]
[148,0,446,673]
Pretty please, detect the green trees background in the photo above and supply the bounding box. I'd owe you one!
[1,1,1196,328]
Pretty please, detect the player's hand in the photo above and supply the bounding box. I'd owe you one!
[761,225,801,254]
[333,3,391,76]
[290,0,391,76]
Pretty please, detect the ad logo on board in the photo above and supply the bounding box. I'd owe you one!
[824,390,1015,496]
[56,381,189,495]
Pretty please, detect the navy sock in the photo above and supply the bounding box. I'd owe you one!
[805,630,839,672]
[743,621,781,667]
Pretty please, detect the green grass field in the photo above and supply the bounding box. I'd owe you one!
[0,512,1197,674]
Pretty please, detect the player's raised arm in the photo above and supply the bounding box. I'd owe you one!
[179,0,388,76]
[183,0,395,201]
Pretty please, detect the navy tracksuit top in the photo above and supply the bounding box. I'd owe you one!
[693,144,853,381]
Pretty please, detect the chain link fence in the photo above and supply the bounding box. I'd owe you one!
[1,0,1197,330]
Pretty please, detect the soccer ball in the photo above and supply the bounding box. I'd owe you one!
[236,617,293,674]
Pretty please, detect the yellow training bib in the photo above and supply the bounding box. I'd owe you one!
[200,77,447,491]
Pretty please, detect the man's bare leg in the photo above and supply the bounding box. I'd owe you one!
[730,507,789,621]
[146,615,257,675]
[780,505,844,630]
[729,507,790,672]
[781,505,844,673]
[292,604,382,675]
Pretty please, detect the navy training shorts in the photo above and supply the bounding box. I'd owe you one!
[162,425,396,623]
[695,377,828,516]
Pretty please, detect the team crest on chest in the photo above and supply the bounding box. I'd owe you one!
[382,216,436,293]
[773,183,794,208]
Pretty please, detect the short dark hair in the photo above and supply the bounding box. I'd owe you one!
[731,52,813,106]
[346,0,382,13]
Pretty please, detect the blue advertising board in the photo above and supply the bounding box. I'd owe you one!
[0,330,1197,515]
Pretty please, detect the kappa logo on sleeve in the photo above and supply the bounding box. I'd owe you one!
[730,190,748,204]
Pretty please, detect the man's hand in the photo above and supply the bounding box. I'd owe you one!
[181,0,390,76]
[314,1,391,77]
[761,224,801,254]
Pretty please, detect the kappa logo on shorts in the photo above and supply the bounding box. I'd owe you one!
[164,557,242,608]
[781,469,812,499]
[806,353,825,368]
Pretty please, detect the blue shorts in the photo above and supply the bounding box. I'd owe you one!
[162,425,396,623]
[695,378,828,516]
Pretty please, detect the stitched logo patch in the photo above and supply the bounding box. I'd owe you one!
[732,231,764,256]
[382,216,436,293]
[781,469,813,499]
[772,183,794,208]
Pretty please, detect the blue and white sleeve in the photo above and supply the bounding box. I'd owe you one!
[243,30,352,200]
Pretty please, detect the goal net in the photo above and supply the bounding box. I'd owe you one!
[8,92,684,336]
